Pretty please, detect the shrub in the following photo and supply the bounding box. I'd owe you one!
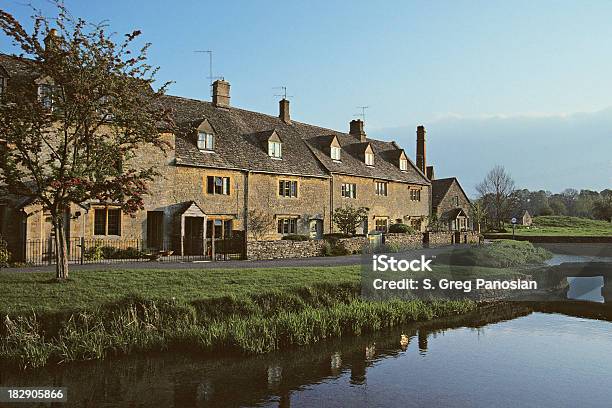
[435,240,552,268]
[388,223,416,234]
[0,236,10,268]
[281,234,310,241]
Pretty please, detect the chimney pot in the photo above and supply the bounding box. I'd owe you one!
[416,125,426,174]
[279,99,291,124]
[212,79,230,108]
[350,119,366,142]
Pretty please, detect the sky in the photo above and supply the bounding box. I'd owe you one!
[1,0,611,196]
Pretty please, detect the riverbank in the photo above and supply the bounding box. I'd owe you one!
[0,278,475,368]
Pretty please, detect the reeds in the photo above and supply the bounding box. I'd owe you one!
[0,283,475,369]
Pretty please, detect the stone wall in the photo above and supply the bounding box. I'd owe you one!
[247,239,325,260]
[383,233,424,249]
[336,236,369,254]
[427,232,454,247]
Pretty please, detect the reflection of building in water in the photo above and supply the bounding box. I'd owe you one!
[330,352,342,375]
[418,329,428,353]
[279,390,292,408]
[268,365,283,389]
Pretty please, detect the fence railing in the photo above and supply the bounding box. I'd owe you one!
[21,237,245,266]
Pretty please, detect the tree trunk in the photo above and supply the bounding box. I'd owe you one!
[53,216,69,280]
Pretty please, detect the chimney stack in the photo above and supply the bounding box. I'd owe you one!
[426,165,435,180]
[212,79,230,108]
[279,99,291,124]
[350,119,366,142]
[416,125,426,174]
[44,29,59,52]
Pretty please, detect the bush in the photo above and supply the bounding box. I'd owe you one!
[0,236,10,268]
[435,240,552,268]
[84,244,145,260]
[281,234,310,241]
[388,223,416,234]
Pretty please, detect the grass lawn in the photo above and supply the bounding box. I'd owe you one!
[0,266,361,314]
[0,263,529,315]
[489,216,612,237]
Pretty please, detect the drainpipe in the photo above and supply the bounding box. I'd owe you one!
[329,175,334,233]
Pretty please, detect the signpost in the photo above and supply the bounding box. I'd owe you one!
[511,217,517,240]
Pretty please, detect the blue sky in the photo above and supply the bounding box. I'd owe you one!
[2,0,611,195]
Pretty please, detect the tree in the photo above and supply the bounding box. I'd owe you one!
[332,206,368,235]
[0,4,173,279]
[475,165,515,229]
[593,195,612,222]
[469,200,487,234]
[247,209,275,241]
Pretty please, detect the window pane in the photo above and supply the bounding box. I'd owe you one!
[107,209,121,235]
[223,177,230,195]
[94,209,106,235]
[206,134,214,150]
[278,219,283,233]
[207,176,214,194]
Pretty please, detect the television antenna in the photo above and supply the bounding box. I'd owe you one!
[355,106,369,121]
[194,50,223,97]
[273,86,293,100]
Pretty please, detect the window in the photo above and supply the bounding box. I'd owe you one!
[277,218,297,234]
[411,219,421,230]
[410,189,421,201]
[197,131,215,151]
[400,158,408,171]
[375,218,388,233]
[147,211,164,248]
[376,181,388,196]
[365,152,374,166]
[341,183,356,198]
[38,84,54,110]
[331,146,341,161]
[93,208,121,236]
[453,196,459,206]
[206,176,230,195]
[268,141,282,158]
[279,180,298,198]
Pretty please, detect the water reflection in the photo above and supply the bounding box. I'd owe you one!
[1,303,611,407]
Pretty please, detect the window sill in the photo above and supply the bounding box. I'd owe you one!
[198,149,216,154]
[269,157,283,160]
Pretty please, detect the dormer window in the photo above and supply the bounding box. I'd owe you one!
[38,84,54,109]
[198,131,215,151]
[269,141,282,158]
[400,158,408,171]
[365,152,374,166]
[331,146,341,161]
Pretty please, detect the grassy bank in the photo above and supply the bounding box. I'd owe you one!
[488,216,612,237]
[0,266,477,369]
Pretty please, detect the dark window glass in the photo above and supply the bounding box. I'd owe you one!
[107,209,121,235]
[94,209,106,235]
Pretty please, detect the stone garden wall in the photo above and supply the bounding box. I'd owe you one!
[246,240,325,260]
[383,233,424,249]
[336,236,369,254]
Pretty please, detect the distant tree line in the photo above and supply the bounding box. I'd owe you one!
[473,166,612,231]
[509,188,612,220]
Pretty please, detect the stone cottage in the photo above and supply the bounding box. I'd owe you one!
[0,53,433,261]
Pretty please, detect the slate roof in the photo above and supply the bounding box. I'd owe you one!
[0,53,39,79]
[431,177,470,208]
[163,94,430,184]
[1,52,430,184]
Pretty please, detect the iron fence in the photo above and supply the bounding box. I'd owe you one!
[21,237,245,266]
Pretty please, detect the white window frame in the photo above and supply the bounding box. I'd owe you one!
[331,146,341,161]
[365,152,374,166]
[197,131,215,151]
[400,158,408,171]
[269,141,282,158]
